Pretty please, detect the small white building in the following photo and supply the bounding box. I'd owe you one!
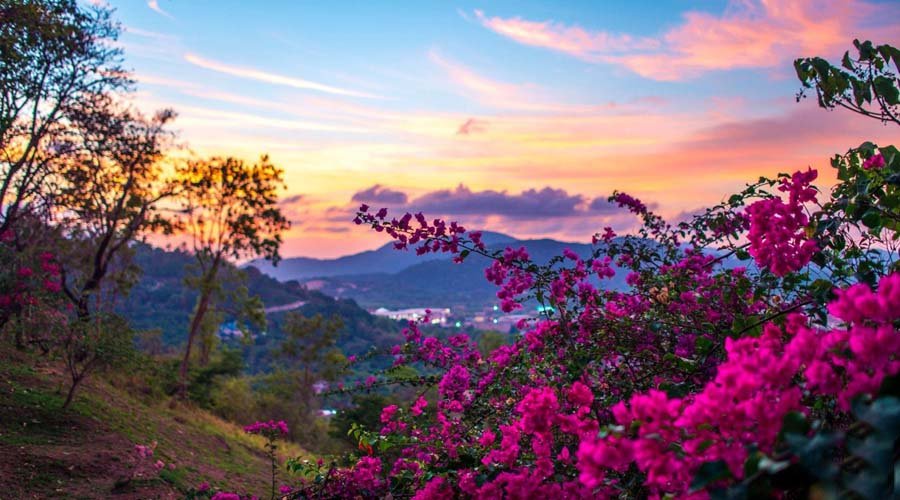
[372,307,452,325]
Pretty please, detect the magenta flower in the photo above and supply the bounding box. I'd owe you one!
[862,153,885,169]
[243,420,289,436]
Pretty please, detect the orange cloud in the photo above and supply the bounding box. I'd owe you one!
[472,1,897,81]
[184,53,383,99]
[616,0,878,80]
[271,97,897,258]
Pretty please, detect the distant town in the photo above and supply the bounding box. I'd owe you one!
[370,304,555,332]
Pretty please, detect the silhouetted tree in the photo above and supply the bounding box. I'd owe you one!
[57,102,176,319]
[0,0,129,234]
[51,102,175,408]
[174,155,289,397]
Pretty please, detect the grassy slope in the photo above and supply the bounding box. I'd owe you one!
[0,347,307,499]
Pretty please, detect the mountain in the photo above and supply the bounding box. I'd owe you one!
[248,231,517,281]
[251,234,631,312]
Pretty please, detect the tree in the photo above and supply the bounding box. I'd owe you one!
[0,0,129,234]
[278,312,346,386]
[56,102,176,319]
[188,266,265,367]
[49,102,175,407]
[174,155,289,397]
[60,311,133,409]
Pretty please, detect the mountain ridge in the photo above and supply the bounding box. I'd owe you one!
[248,232,630,311]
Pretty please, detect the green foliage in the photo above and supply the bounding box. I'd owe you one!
[796,39,900,125]
[210,376,257,422]
[329,393,400,449]
[60,312,135,408]
[278,312,346,380]
[476,330,508,356]
[187,348,244,407]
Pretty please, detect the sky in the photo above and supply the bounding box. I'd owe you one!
[104,0,899,258]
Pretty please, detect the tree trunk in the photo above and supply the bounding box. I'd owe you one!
[62,375,82,409]
[178,289,212,399]
[75,294,91,322]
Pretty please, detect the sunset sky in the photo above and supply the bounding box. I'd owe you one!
[109,0,900,258]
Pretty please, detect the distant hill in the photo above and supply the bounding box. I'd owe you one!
[119,244,403,371]
[249,234,631,311]
[248,231,517,281]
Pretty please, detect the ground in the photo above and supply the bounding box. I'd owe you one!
[0,348,306,499]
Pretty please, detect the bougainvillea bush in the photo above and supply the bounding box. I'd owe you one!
[261,41,900,500]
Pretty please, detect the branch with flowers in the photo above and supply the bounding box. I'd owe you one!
[267,40,900,499]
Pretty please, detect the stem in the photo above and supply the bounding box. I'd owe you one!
[269,439,277,500]
[62,375,82,409]
[733,298,814,338]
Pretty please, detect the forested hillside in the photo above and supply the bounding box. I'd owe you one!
[119,244,404,371]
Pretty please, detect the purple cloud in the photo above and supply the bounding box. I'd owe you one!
[352,184,409,205]
[280,194,305,206]
[411,185,585,219]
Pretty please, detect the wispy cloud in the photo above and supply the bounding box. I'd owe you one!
[147,0,174,19]
[471,0,897,81]
[183,53,383,99]
[473,9,658,61]
[613,0,881,80]
[172,105,374,134]
[124,26,177,42]
[428,50,614,113]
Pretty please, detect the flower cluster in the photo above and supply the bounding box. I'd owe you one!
[354,204,476,256]
[0,249,64,312]
[746,169,819,276]
[278,148,900,499]
[862,153,886,170]
[243,420,289,436]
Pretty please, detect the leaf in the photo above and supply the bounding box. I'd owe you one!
[861,210,882,229]
[690,460,733,492]
[877,44,900,71]
[854,396,900,438]
[873,75,900,106]
[784,431,842,480]
[843,464,893,499]
[778,411,810,441]
[842,51,854,70]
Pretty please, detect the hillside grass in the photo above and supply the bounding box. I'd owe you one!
[0,346,308,499]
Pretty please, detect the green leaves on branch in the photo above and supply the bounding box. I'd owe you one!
[795,39,900,125]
